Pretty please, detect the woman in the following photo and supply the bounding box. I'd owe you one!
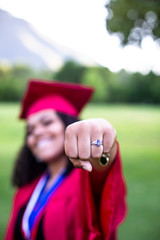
[5,79,126,240]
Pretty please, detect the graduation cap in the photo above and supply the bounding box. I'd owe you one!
[19,79,94,119]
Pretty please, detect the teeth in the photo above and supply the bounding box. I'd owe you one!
[37,139,51,148]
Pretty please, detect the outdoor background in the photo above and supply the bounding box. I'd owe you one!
[0,102,160,240]
[0,0,160,239]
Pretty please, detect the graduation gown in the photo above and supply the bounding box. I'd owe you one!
[5,144,127,240]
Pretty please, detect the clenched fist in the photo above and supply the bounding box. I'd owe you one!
[64,118,117,172]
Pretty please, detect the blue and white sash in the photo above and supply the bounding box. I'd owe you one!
[22,168,66,239]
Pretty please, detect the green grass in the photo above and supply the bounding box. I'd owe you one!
[1,103,160,240]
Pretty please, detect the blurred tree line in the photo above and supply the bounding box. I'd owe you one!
[106,0,160,46]
[0,61,160,103]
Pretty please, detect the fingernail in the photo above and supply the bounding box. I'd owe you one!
[81,161,92,172]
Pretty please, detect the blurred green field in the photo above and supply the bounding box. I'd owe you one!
[0,103,160,240]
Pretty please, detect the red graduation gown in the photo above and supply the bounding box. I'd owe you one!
[5,145,127,240]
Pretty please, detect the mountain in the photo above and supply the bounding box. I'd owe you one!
[0,9,95,70]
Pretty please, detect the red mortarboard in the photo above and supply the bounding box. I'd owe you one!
[19,79,94,119]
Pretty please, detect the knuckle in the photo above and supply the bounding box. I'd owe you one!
[65,149,77,159]
[64,144,77,159]
[106,125,115,136]
[79,153,90,160]
[65,125,74,138]
[77,122,89,134]
[93,124,102,133]
[70,154,78,159]
[92,151,102,159]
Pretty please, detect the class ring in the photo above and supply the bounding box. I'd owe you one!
[98,153,110,166]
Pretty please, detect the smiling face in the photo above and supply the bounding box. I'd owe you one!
[26,109,65,163]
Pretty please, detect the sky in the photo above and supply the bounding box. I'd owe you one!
[0,0,160,74]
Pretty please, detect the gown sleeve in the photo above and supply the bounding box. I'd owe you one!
[79,142,127,240]
[100,142,127,240]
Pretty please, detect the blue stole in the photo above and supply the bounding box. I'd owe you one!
[22,168,66,239]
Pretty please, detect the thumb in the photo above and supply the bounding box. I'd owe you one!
[79,160,92,172]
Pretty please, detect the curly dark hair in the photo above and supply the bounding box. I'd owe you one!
[11,112,79,188]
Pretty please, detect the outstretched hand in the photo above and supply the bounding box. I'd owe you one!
[64,118,117,172]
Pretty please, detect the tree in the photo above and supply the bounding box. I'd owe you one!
[106,0,160,46]
[53,60,86,84]
[0,64,53,101]
[0,65,34,101]
[81,67,110,102]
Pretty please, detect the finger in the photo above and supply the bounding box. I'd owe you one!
[80,160,92,172]
[91,132,103,159]
[76,123,91,160]
[70,158,92,172]
[103,127,116,153]
[64,125,78,159]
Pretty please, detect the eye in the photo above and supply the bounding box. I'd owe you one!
[43,119,53,126]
